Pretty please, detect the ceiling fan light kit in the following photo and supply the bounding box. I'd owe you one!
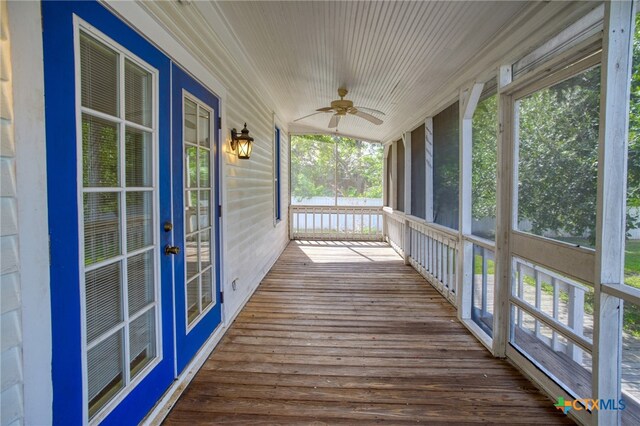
[294,88,385,129]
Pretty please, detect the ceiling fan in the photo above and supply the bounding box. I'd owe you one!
[294,88,385,128]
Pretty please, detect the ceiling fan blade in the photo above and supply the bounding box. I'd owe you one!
[354,106,386,116]
[293,111,325,122]
[316,107,334,112]
[352,110,383,125]
[328,114,341,128]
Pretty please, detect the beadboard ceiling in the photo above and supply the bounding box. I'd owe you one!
[174,1,597,143]
[198,1,527,142]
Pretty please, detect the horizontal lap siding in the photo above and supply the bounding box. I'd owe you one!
[138,2,290,321]
[0,1,23,424]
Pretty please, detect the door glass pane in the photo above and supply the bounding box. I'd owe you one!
[433,102,459,230]
[185,191,198,233]
[84,192,120,265]
[129,308,156,379]
[185,233,199,280]
[127,250,154,315]
[126,191,153,252]
[83,114,119,188]
[184,99,197,144]
[80,32,118,117]
[200,230,211,269]
[186,278,199,323]
[199,149,210,188]
[198,108,210,148]
[201,269,213,307]
[124,59,152,127]
[85,262,122,342]
[125,128,152,187]
[472,93,497,240]
[185,146,198,188]
[516,66,600,248]
[87,330,124,418]
[199,190,210,229]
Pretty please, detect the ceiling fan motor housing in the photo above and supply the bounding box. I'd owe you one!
[330,99,354,114]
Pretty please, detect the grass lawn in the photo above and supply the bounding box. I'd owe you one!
[626,240,640,288]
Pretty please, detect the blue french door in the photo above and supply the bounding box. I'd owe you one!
[43,2,175,424]
[171,65,223,373]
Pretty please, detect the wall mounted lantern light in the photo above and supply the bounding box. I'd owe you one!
[230,123,253,159]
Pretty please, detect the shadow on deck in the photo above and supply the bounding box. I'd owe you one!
[164,241,574,424]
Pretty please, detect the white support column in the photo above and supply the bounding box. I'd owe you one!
[403,132,412,216]
[425,118,434,222]
[493,65,513,357]
[391,140,398,210]
[383,144,390,206]
[403,132,412,264]
[593,2,633,424]
[458,83,484,319]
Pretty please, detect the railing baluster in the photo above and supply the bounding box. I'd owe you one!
[552,277,559,351]
[534,269,541,339]
[482,247,488,316]
[517,262,523,327]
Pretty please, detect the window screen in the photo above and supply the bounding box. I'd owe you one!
[472,90,497,240]
[433,102,459,230]
[411,124,426,219]
[396,139,405,212]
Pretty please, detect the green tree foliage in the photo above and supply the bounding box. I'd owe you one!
[627,12,640,232]
[517,66,601,244]
[291,135,383,203]
[471,94,498,238]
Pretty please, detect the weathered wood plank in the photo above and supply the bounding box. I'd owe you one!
[165,241,573,424]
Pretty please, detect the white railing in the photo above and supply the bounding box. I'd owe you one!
[290,205,384,240]
[383,208,405,254]
[383,208,460,305]
[510,256,592,363]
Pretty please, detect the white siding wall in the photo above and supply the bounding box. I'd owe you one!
[112,1,291,326]
[0,1,23,424]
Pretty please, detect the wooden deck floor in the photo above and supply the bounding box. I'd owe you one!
[164,240,574,424]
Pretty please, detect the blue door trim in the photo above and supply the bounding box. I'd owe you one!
[171,64,223,374]
[42,2,174,424]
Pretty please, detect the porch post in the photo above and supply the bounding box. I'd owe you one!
[593,2,633,424]
[458,83,484,319]
[403,132,412,264]
[391,141,398,210]
[493,64,513,358]
[425,118,434,222]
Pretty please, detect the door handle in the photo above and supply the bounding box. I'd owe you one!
[165,245,180,255]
